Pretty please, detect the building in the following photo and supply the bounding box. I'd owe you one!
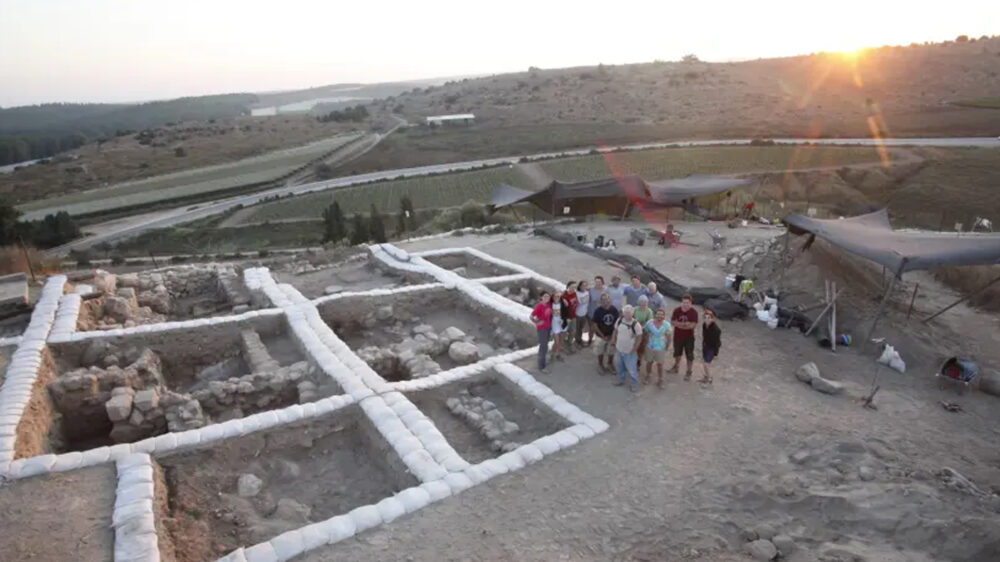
[425,114,475,127]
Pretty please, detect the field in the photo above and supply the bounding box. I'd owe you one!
[232,166,531,223]
[538,145,895,182]
[111,220,322,256]
[17,133,360,219]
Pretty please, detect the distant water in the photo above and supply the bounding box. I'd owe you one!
[251,96,371,116]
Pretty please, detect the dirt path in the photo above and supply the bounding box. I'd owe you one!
[298,226,1000,562]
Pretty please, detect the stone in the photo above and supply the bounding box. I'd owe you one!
[110,423,145,443]
[740,528,759,542]
[138,289,171,315]
[94,269,117,294]
[795,362,820,383]
[746,539,778,561]
[858,465,875,481]
[771,535,795,556]
[448,341,480,364]
[111,386,135,397]
[232,304,250,314]
[979,371,1000,397]
[324,285,346,295]
[811,376,844,395]
[754,523,777,540]
[375,305,394,321]
[238,473,263,497]
[129,409,145,425]
[134,389,159,411]
[412,324,435,335]
[105,394,133,422]
[118,273,139,287]
[273,498,312,523]
[441,326,466,343]
[102,354,120,368]
[476,343,495,358]
[790,450,810,464]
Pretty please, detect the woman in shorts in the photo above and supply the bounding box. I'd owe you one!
[642,308,671,387]
[549,290,566,362]
[574,279,591,346]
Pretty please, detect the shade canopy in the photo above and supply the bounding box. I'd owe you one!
[786,209,1000,275]
[646,175,755,205]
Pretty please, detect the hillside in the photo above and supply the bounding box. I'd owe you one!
[387,38,1000,141]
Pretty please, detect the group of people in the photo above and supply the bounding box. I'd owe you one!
[529,274,722,393]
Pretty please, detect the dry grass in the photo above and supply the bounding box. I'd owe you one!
[932,265,1000,312]
[0,246,61,276]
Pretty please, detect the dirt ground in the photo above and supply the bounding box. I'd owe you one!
[0,464,116,561]
[297,221,1000,561]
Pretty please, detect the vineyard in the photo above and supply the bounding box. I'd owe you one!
[538,145,895,182]
[18,133,360,219]
[234,166,530,223]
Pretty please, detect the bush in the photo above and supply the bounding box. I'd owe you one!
[174,147,186,157]
[169,256,187,264]
[110,255,126,266]
[257,250,270,258]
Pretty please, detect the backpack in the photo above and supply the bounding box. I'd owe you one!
[616,318,639,337]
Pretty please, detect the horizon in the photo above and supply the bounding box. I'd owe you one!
[1,0,998,108]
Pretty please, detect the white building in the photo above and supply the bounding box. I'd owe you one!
[425,113,475,126]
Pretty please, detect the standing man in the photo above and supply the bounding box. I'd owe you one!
[591,293,619,374]
[607,275,626,311]
[611,305,642,392]
[632,294,654,370]
[562,281,579,351]
[624,275,647,307]
[669,294,699,380]
[701,308,722,385]
[647,282,666,312]
[587,276,608,346]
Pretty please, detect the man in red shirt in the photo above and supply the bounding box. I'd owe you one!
[669,294,699,380]
[563,281,580,351]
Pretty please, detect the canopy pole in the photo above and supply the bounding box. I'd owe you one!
[905,282,920,323]
[923,274,1000,324]
[777,230,790,294]
[863,274,897,349]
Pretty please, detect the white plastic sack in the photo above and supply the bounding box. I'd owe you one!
[756,310,771,322]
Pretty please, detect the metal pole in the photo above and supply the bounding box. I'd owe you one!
[830,281,837,351]
[923,274,1000,324]
[906,282,920,322]
[863,274,897,348]
[777,230,790,294]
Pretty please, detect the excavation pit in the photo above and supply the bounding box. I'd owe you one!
[0,464,116,562]
[280,259,432,299]
[156,404,416,562]
[317,287,535,381]
[77,265,256,331]
[409,371,571,463]
[421,252,518,279]
[39,314,338,453]
[481,278,547,308]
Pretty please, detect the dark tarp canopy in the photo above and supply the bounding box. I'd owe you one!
[786,208,1000,276]
[646,175,755,205]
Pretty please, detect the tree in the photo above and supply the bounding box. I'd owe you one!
[315,163,334,180]
[322,201,346,243]
[0,198,21,246]
[174,147,187,157]
[956,34,969,42]
[349,213,368,245]
[369,204,387,243]
[682,54,700,63]
[397,196,415,234]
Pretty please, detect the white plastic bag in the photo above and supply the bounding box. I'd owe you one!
[877,344,906,373]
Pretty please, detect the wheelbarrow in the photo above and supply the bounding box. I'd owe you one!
[936,357,979,394]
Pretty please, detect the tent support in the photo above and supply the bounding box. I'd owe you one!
[906,282,920,322]
[863,274,897,348]
[777,230,790,293]
[922,273,1000,324]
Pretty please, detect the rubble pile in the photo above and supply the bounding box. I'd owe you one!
[79,266,254,330]
[446,390,523,453]
[721,235,785,277]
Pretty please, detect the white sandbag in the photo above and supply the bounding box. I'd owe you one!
[753,302,764,311]
[297,522,329,551]
[420,480,452,502]
[347,505,382,533]
[268,528,305,561]
[395,486,432,513]
[497,451,526,471]
[243,542,279,562]
[768,304,778,319]
[567,424,596,440]
[317,514,357,543]
[553,429,580,448]
[216,547,248,562]
[767,317,779,330]
[375,497,406,523]
[756,310,771,322]
[532,435,561,455]
[443,471,474,493]
[516,443,545,464]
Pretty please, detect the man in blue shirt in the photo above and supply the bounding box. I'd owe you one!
[623,275,647,307]
[606,275,626,311]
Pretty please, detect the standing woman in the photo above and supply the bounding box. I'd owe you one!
[701,308,722,384]
[530,291,553,373]
[562,282,579,352]
[550,290,566,362]
[587,276,607,346]
[575,279,591,347]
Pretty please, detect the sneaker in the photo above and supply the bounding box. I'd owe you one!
[683,371,692,381]
[612,380,625,387]
[667,365,679,374]
[657,378,665,389]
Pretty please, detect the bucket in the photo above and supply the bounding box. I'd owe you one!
[837,334,852,346]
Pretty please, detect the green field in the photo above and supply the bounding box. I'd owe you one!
[113,220,322,256]
[18,133,359,219]
[538,145,893,182]
[952,97,1000,109]
[235,166,530,224]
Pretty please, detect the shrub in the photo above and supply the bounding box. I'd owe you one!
[174,147,187,157]
[110,255,126,266]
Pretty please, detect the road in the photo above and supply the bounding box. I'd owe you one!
[49,135,999,255]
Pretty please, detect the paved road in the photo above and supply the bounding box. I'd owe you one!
[49,135,999,255]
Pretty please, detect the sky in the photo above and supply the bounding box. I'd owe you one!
[1,0,997,107]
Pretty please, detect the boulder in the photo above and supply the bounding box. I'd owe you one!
[811,376,844,395]
[105,394,133,422]
[979,371,1000,397]
[134,389,159,411]
[754,523,777,540]
[771,535,795,556]
[94,270,117,295]
[448,341,480,365]
[441,326,466,343]
[273,498,312,523]
[795,362,820,383]
[238,473,263,497]
[81,340,111,367]
[102,296,132,323]
[858,465,875,481]
[745,539,778,561]
[138,289,171,315]
[324,285,345,295]
[375,305,394,321]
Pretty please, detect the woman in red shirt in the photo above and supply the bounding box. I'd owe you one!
[530,291,553,373]
[562,281,579,351]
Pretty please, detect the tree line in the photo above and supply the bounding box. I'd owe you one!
[321,196,416,245]
[0,199,80,248]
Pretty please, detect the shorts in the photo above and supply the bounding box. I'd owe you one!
[593,338,614,357]
[645,348,668,364]
[703,347,719,363]
[673,336,695,360]
[552,320,564,335]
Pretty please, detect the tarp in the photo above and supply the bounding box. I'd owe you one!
[489,183,537,208]
[646,175,755,205]
[786,208,1000,275]
[489,176,650,209]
